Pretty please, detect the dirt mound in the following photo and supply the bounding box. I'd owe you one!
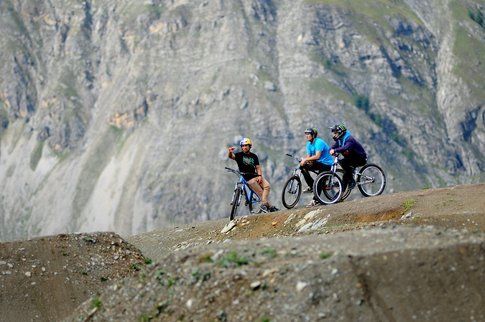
[2,184,484,321]
[128,184,485,262]
[68,227,485,321]
[0,232,147,322]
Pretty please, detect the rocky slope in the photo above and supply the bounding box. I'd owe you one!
[0,232,147,322]
[65,184,484,321]
[0,184,484,321]
[69,228,485,322]
[0,0,483,240]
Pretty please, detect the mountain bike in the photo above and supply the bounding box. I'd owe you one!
[281,154,338,208]
[312,156,344,205]
[313,155,386,204]
[281,154,303,209]
[225,167,261,220]
[338,161,386,200]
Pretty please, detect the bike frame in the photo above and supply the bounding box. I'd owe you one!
[225,167,261,213]
[234,176,261,207]
[285,153,324,193]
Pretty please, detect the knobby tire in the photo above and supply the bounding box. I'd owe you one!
[282,175,302,209]
[230,188,241,220]
[357,163,386,197]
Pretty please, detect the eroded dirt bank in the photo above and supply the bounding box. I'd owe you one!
[0,233,147,321]
[1,184,484,321]
[69,227,485,321]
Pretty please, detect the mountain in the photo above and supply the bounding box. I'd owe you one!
[0,0,483,241]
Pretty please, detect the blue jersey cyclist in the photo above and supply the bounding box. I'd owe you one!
[300,128,334,205]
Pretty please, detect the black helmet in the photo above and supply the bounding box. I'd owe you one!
[330,124,347,139]
[304,127,318,137]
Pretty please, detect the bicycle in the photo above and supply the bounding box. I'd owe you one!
[311,155,344,205]
[313,155,386,204]
[281,154,339,208]
[281,154,303,209]
[225,167,261,220]
[339,160,386,200]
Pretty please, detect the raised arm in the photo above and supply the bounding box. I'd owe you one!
[227,146,236,160]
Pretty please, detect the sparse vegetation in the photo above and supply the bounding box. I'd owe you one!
[308,77,352,103]
[83,236,97,244]
[144,258,153,265]
[155,269,176,287]
[354,94,370,112]
[29,141,44,172]
[90,296,102,309]
[131,263,141,271]
[451,1,485,101]
[261,247,277,258]
[198,253,214,263]
[402,198,416,213]
[468,7,484,28]
[139,314,150,322]
[190,269,211,283]
[304,0,422,27]
[319,251,333,260]
[218,251,249,268]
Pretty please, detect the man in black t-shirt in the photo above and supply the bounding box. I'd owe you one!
[228,137,277,212]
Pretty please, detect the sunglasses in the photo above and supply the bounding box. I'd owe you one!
[241,144,251,147]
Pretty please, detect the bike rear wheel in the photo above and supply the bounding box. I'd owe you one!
[230,188,242,220]
[313,172,343,205]
[357,163,386,197]
[281,175,302,209]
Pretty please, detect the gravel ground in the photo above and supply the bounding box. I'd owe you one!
[0,232,147,321]
[68,226,485,322]
[2,184,484,322]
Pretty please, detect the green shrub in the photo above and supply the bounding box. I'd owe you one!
[91,296,102,309]
[354,95,370,112]
[402,198,416,212]
[261,247,277,258]
[319,252,333,260]
[218,251,249,268]
[468,8,484,28]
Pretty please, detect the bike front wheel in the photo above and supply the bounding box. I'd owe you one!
[357,163,386,197]
[336,169,352,201]
[281,175,302,209]
[313,172,343,205]
[230,188,242,220]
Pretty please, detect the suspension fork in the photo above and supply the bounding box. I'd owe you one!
[231,182,243,205]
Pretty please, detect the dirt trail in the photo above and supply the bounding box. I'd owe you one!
[128,184,485,262]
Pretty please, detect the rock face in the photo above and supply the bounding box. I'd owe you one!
[0,0,483,240]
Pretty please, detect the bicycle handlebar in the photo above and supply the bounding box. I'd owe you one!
[225,167,260,177]
[286,153,302,163]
